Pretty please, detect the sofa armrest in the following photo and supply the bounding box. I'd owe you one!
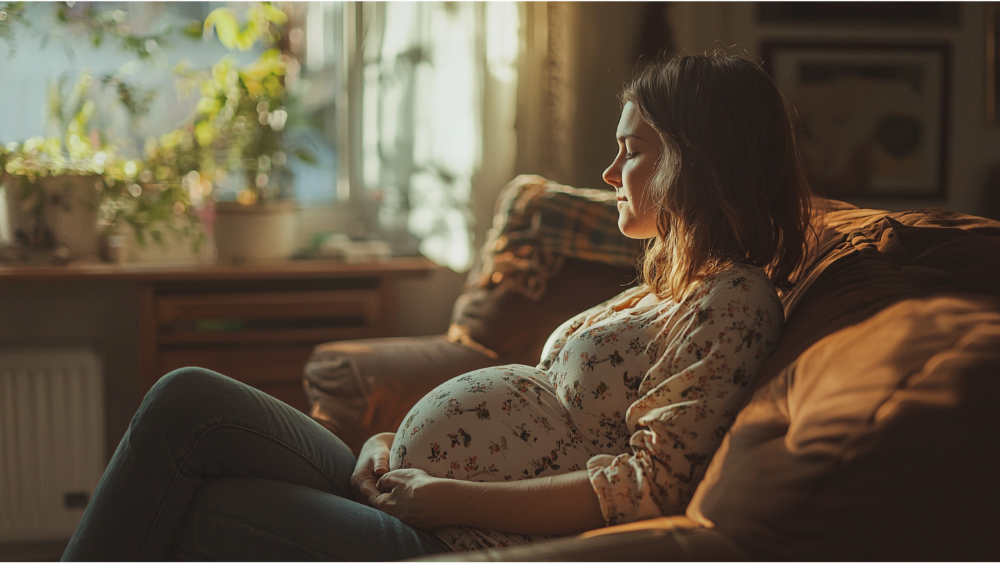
[303,335,499,454]
[413,517,748,562]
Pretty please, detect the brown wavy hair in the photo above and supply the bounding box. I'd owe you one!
[621,53,814,300]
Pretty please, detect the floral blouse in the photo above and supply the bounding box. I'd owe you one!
[389,263,783,551]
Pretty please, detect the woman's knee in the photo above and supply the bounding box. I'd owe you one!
[148,366,232,404]
[133,367,235,431]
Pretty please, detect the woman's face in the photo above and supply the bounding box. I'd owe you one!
[603,102,663,240]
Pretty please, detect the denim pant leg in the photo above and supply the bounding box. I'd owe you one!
[62,367,450,561]
[169,476,449,561]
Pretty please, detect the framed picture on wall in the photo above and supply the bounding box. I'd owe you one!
[762,42,950,199]
[758,3,959,27]
[987,3,1000,126]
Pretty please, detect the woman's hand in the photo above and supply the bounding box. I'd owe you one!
[375,470,607,536]
[351,432,395,504]
[371,469,448,530]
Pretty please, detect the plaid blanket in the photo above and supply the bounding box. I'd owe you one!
[466,175,644,300]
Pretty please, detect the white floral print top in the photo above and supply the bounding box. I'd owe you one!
[389,263,783,551]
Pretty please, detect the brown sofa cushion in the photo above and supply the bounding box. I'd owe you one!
[685,206,1000,560]
[770,206,1000,375]
[422,517,749,562]
[687,295,1000,560]
[781,202,1000,319]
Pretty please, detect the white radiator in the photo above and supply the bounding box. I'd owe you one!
[0,348,105,542]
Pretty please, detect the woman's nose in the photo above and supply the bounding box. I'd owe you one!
[603,159,622,189]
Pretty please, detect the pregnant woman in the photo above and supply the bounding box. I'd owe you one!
[63,53,813,561]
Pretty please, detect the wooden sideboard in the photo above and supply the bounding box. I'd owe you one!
[0,257,436,413]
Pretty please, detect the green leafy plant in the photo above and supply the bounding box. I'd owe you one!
[0,1,304,257]
[1,1,186,60]
[0,72,202,251]
[202,3,287,52]
[173,3,307,205]
[173,47,290,205]
[135,3,305,207]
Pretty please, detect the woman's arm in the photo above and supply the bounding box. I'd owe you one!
[373,468,606,535]
[586,270,785,525]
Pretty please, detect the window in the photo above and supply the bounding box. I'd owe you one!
[281,2,343,206]
[0,2,520,270]
[355,2,520,270]
[293,2,520,270]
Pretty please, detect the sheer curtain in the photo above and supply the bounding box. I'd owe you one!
[361,2,519,272]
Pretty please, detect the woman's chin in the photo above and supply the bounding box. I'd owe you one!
[618,219,657,240]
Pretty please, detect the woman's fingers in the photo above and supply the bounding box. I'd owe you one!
[351,433,396,505]
[352,452,388,502]
[376,472,398,493]
[376,468,427,490]
[369,470,443,529]
[358,478,380,500]
[373,450,390,475]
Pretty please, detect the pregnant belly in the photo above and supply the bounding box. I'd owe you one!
[390,365,594,482]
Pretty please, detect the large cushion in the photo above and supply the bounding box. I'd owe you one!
[686,206,1000,560]
[771,203,1000,375]
[687,296,1000,560]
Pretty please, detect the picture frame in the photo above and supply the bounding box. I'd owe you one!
[987,3,1000,126]
[762,42,950,200]
[758,2,960,27]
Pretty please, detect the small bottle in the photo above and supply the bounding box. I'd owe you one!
[103,234,127,264]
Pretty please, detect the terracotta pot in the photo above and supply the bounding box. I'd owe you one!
[213,199,298,262]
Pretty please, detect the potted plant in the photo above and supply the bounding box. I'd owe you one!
[0,3,205,263]
[1,2,305,264]
[181,4,305,262]
[0,75,202,262]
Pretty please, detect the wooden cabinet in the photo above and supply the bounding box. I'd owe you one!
[0,258,436,414]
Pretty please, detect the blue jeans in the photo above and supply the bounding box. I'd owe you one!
[62,367,451,561]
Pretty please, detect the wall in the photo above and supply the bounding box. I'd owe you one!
[526,1,1000,216]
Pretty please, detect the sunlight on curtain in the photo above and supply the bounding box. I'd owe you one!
[363,2,519,271]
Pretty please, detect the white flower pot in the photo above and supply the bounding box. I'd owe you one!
[213,199,298,262]
[2,175,102,261]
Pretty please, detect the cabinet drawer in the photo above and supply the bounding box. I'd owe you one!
[157,289,382,344]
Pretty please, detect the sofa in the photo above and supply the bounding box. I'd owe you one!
[303,175,1000,561]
